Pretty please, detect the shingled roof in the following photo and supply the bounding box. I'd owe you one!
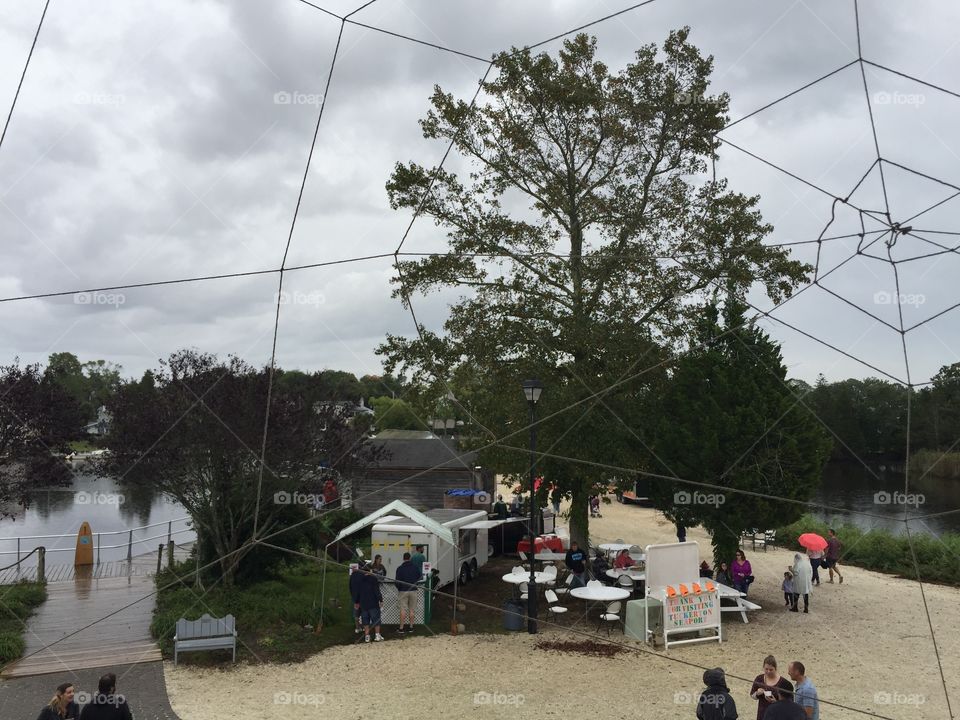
[368,430,475,470]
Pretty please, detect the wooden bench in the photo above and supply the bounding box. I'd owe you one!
[174,613,237,666]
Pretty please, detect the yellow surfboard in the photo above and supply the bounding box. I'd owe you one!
[75,521,94,567]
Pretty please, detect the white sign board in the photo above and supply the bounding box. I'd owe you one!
[644,541,701,589]
[643,541,721,648]
[663,590,719,633]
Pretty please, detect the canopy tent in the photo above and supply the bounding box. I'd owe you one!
[319,499,460,631]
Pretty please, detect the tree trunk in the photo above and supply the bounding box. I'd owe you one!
[568,477,590,550]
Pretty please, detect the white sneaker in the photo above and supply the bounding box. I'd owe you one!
[364,634,371,643]
[374,633,384,642]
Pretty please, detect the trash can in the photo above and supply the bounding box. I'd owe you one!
[503,600,525,631]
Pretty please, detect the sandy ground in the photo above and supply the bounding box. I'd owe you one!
[165,498,959,720]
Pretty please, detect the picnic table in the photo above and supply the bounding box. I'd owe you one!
[606,568,646,582]
[701,577,761,623]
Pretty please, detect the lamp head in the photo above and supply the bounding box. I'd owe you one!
[521,378,544,404]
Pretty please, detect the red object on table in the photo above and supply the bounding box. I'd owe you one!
[516,535,564,554]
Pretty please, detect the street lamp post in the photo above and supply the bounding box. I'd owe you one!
[521,378,543,634]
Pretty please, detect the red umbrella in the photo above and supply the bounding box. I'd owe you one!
[798,533,828,552]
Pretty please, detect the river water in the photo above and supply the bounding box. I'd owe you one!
[811,461,960,537]
[0,465,193,568]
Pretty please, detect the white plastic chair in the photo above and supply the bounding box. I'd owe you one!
[554,573,574,596]
[545,589,568,624]
[597,601,622,635]
[616,574,635,594]
[519,582,529,601]
[587,579,602,589]
[512,566,526,575]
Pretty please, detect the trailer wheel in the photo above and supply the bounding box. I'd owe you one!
[459,563,470,586]
[488,543,495,558]
[469,558,478,578]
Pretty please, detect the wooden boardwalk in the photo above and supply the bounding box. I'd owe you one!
[0,544,193,678]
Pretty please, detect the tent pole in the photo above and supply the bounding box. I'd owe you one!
[452,544,458,634]
[318,540,333,633]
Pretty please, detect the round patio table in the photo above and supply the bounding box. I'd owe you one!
[502,572,553,585]
[605,568,646,582]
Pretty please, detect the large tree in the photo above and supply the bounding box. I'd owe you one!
[379,30,810,547]
[647,296,832,565]
[104,350,380,584]
[1,362,85,517]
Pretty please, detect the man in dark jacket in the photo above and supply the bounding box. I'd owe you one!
[357,569,383,643]
[78,673,133,720]
[564,541,588,587]
[348,563,366,635]
[395,552,421,634]
[696,668,738,720]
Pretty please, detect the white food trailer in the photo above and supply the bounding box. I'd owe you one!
[371,508,493,588]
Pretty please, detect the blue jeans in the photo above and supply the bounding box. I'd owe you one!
[734,578,749,596]
[361,607,381,626]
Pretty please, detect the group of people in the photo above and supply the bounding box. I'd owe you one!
[700,529,844,614]
[348,545,427,643]
[35,673,132,720]
[698,657,819,720]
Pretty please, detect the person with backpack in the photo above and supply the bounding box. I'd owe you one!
[78,674,132,720]
[697,667,738,720]
[357,568,384,643]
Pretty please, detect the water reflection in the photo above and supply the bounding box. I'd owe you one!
[0,463,192,565]
[812,461,960,536]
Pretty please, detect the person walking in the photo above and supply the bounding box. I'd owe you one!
[825,529,843,584]
[787,662,819,720]
[677,522,687,543]
[550,486,561,514]
[696,667,738,720]
[357,568,384,643]
[805,546,823,587]
[790,554,813,613]
[749,656,795,720]
[78,673,132,720]
[781,572,794,607]
[410,545,426,578]
[395,551,420,634]
[349,563,365,634]
[36,682,79,720]
[564,541,588,587]
[731,550,753,596]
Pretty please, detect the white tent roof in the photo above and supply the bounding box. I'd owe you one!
[332,500,455,546]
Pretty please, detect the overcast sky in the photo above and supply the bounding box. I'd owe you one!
[2,0,959,388]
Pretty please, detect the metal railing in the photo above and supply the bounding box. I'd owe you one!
[0,516,194,565]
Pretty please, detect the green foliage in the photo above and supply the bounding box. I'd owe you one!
[0,581,47,663]
[379,31,811,549]
[370,396,426,431]
[152,562,354,663]
[647,296,832,565]
[776,515,960,585]
[909,450,960,479]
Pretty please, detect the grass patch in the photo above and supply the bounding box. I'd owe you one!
[0,581,47,664]
[152,560,356,665]
[776,515,960,585]
[67,439,100,453]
